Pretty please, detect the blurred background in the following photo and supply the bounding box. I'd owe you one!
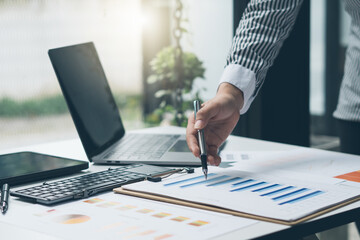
[0,0,232,149]
[0,0,351,153]
[0,1,358,238]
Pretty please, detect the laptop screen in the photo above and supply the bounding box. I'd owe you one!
[48,42,125,160]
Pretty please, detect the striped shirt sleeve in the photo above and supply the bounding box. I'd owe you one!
[219,0,304,114]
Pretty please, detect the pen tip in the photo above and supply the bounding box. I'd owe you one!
[203,169,208,180]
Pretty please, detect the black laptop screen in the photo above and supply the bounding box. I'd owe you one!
[48,42,125,160]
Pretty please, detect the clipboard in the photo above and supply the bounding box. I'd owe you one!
[114,186,360,226]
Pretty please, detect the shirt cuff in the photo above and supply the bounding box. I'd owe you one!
[219,64,256,114]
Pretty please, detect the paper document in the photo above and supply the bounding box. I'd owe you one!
[121,168,360,223]
[2,192,256,240]
[220,148,360,180]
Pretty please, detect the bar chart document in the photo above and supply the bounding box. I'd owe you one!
[117,168,360,225]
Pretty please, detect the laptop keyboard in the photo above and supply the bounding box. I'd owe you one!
[10,164,176,205]
[104,134,180,160]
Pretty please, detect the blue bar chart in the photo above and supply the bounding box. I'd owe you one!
[124,168,360,223]
[164,173,324,206]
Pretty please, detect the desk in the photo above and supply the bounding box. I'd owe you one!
[1,126,360,240]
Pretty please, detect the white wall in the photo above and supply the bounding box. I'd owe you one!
[0,0,234,102]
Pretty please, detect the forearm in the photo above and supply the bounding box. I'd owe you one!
[217,82,244,112]
[222,0,304,114]
[229,0,304,70]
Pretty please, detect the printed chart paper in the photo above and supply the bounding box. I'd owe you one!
[2,192,256,240]
[220,148,360,178]
[122,168,360,222]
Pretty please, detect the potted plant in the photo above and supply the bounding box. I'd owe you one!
[146,46,205,127]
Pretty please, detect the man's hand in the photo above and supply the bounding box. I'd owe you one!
[186,83,244,166]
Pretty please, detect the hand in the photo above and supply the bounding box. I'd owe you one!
[186,83,244,166]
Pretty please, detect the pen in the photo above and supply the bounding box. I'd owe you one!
[1,183,9,214]
[194,100,208,179]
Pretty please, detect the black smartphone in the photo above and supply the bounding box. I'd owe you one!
[0,151,88,186]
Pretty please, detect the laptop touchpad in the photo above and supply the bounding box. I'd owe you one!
[126,165,173,176]
[169,140,191,152]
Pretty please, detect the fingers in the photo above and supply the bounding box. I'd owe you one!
[193,100,220,130]
[186,99,224,159]
[186,113,222,165]
[207,145,221,166]
[186,113,200,157]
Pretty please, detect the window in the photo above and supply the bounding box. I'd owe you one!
[310,0,351,150]
[1,0,233,150]
[0,0,143,150]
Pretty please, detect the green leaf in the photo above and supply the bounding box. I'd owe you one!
[155,90,172,98]
[147,75,158,84]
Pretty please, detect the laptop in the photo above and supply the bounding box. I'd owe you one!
[48,42,199,166]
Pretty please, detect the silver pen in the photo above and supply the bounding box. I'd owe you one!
[1,183,9,214]
[194,100,208,179]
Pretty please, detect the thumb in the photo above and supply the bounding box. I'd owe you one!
[194,101,220,130]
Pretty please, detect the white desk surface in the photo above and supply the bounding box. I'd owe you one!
[1,126,360,240]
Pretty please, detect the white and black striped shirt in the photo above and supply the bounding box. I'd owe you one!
[333,0,360,121]
[220,0,360,122]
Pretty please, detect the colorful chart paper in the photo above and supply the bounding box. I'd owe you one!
[335,170,360,182]
[153,212,172,218]
[171,216,189,222]
[188,220,209,227]
[84,198,104,204]
[137,208,154,214]
[53,214,91,224]
[0,192,256,240]
[117,205,137,211]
